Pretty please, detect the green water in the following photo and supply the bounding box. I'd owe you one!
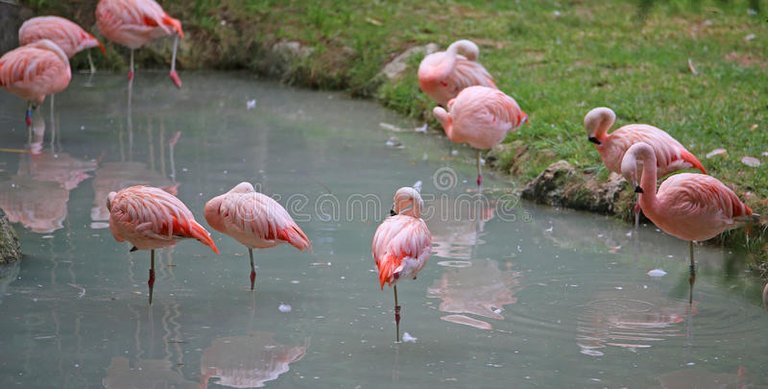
[0,72,766,388]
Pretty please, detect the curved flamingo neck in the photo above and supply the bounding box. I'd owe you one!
[638,151,660,214]
[447,40,479,61]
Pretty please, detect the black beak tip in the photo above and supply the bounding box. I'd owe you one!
[588,136,601,145]
[389,209,397,216]
[634,186,644,194]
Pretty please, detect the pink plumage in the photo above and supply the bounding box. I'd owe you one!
[108,185,218,252]
[19,16,105,59]
[585,107,706,177]
[204,182,310,290]
[372,186,431,341]
[0,39,71,106]
[418,39,496,107]
[433,85,527,186]
[96,0,184,88]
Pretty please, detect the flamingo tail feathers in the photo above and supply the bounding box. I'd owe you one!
[278,225,311,252]
[680,149,707,174]
[176,219,219,254]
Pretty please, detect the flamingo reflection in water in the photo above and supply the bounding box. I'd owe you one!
[428,194,495,260]
[651,366,750,389]
[576,288,696,357]
[200,332,308,388]
[103,357,197,389]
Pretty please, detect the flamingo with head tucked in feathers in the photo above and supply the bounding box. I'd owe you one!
[204,182,311,291]
[433,85,527,186]
[0,39,71,128]
[372,186,432,342]
[418,39,496,107]
[621,142,755,303]
[96,0,184,88]
[107,185,219,304]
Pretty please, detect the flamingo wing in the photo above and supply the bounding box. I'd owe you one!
[0,44,71,103]
[660,174,751,222]
[373,216,432,288]
[449,57,495,91]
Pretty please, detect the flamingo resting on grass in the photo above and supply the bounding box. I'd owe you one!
[96,0,184,88]
[0,39,71,128]
[372,186,432,342]
[204,182,311,290]
[585,107,707,225]
[107,185,219,304]
[19,16,105,74]
[621,142,755,303]
[418,39,496,107]
[433,85,527,186]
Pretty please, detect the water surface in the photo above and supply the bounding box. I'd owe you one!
[0,72,766,388]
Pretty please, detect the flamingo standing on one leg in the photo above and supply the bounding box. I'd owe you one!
[0,39,71,129]
[204,182,311,290]
[621,142,755,303]
[372,186,432,342]
[433,85,527,186]
[95,0,185,89]
[107,185,219,304]
[584,107,707,226]
[19,16,106,74]
[418,39,496,107]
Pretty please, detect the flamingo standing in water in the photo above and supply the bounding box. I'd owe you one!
[107,185,219,304]
[585,107,707,225]
[0,39,71,128]
[372,186,432,342]
[433,85,527,186]
[204,182,311,290]
[418,39,496,107]
[621,142,755,303]
[19,16,105,74]
[95,0,184,89]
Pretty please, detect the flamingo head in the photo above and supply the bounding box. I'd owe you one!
[392,187,423,218]
[584,107,616,145]
[106,191,117,212]
[620,142,655,191]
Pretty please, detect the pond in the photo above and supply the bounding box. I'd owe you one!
[0,72,766,388]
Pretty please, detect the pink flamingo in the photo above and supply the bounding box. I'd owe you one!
[107,185,219,304]
[95,0,184,88]
[621,142,755,303]
[0,39,71,127]
[204,182,311,290]
[372,186,432,342]
[433,85,527,186]
[418,39,496,107]
[19,16,105,74]
[585,107,706,225]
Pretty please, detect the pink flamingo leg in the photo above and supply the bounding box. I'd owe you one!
[25,103,33,127]
[127,49,134,82]
[148,249,156,305]
[249,248,256,290]
[476,150,483,187]
[169,35,182,89]
[688,241,696,304]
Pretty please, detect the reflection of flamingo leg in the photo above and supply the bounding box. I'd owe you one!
[148,249,156,305]
[688,241,695,305]
[394,285,401,342]
[249,248,256,291]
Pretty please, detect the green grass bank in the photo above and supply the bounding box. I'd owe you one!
[21,0,768,271]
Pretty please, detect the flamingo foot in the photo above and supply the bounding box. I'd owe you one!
[169,70,182,89]
[250,269,256,291]
[127,70,134,82]
[148,267,155,305]
[476,174,483,187]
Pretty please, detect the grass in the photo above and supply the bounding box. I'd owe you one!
[24,0,768,269]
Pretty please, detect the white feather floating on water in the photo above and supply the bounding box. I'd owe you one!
[401,332,417,343]
[647,268,667,278]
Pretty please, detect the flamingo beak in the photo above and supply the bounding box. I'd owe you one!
[588,136,601,145]
[389,208,397,216]
[634,186,644,193]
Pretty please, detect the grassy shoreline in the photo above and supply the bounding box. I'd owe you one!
[23,0,768,271]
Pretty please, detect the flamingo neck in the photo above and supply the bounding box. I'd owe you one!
[638,154,659,214]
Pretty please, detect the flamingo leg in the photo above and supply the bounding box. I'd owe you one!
[49,94,55,150]
[688,241,696,305]
[25,101,33,127]
[633,196,640,228]
[169,35,182,88]
[128,49,135,84]
[148,249,156,305]
[476,150,483,187]
[87,51,96,74]
[249,248,256,290]
[394,285,401,343]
